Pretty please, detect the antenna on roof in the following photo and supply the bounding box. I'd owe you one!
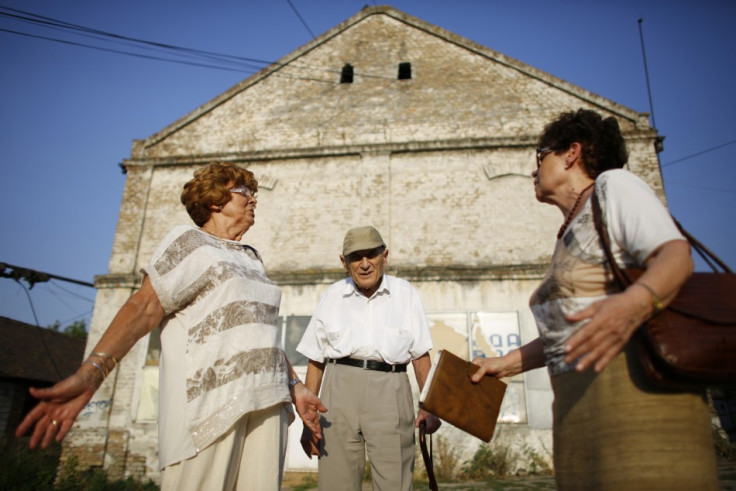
[638,19,665,157]
[638,19,657,129]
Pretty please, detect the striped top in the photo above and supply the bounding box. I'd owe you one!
[145,225,291,465]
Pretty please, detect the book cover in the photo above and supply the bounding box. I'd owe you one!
[419,349,507,442]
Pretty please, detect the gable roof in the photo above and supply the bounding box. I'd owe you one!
[127,5,651,164]
[0,316,86,384]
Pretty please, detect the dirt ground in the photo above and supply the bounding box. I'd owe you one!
[281,461,736,490]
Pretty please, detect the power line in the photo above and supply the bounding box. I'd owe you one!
[663,181,736,195]
[0,5,276,73]
[286,0,316,38]
[11,279,65,378]
[47,279,95,302]
[638,19,657,130]
[662,138,736,168]
[0,6,274,67]
[58,310,93,326]
[0,5,393,81]
[15,279,40,326]
[1,25,341,84]
[0,27,254,74]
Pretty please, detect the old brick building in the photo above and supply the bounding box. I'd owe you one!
[62,5,663,481]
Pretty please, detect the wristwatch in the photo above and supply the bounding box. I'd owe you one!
[289,378,301,387]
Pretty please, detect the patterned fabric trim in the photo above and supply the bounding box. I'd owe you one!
[188,300,279,345]
[187,347,287,402]
[153,228,266,277]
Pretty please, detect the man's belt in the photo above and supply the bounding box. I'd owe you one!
[326,357,407,372]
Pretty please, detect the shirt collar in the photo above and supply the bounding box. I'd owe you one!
[342,274,391,298]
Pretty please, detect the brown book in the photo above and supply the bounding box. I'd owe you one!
[419,349,507,442]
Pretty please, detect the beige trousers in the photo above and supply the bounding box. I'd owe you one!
[161,403,289,491]
[317,363,415,491]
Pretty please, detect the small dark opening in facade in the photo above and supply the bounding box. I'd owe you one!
[398,62,412,80]
[340,64,354,84]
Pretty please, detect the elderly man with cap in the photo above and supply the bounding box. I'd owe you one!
[296,225,440,491]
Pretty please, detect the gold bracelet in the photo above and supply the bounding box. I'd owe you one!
[90,352,118,371]
[91,352,118,365]
[635,282,663,315]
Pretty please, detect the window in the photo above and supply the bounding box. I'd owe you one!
[340,64,354,84]
[280,315,311,366]
[398,62,412,80]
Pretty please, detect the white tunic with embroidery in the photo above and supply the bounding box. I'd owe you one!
[144,225,292,468]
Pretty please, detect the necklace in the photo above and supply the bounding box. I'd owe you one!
[557,182,595,240]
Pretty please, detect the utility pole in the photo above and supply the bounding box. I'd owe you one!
[1,261,93,327]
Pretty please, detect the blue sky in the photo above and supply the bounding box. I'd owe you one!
[1,0,734,329]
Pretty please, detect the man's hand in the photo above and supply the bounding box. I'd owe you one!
[415,408,441,434]
[300,426,322,458]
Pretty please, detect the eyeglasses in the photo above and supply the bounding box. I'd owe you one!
[536,147,554,168]
[229,186,256,199]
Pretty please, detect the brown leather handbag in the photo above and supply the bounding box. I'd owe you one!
[591,192,736,390]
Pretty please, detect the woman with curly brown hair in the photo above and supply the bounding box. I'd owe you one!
[17,162,326,491]
[471,109,717,489]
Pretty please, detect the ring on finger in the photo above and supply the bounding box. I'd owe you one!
[51,419,59,427]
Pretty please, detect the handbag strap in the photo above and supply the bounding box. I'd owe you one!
[590,190,632,289]
[670,217,732,273]
[419,420,438,491]
[590,186,732,281]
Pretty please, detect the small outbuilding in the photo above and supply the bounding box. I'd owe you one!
[0,316,85,436]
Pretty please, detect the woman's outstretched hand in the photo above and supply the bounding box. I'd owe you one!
[15,370,99,449]
[470,355,515,383]
[470,338,547,383]
[291,382,327,439]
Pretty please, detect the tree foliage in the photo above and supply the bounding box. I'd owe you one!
[48,319,88,341]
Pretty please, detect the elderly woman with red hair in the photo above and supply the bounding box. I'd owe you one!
[17,162,326,491]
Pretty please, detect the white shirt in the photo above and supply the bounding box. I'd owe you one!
[296,274,432,364]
